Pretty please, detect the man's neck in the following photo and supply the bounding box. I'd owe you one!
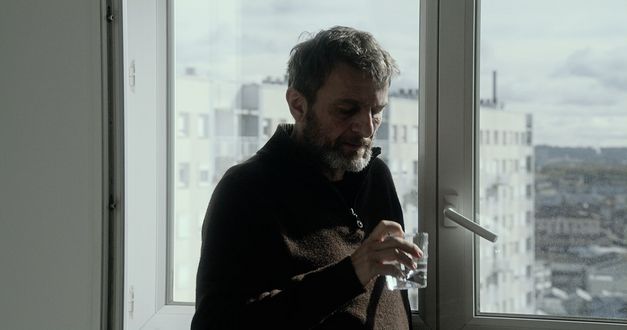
[289,129,344,182]
[326,169,344,182]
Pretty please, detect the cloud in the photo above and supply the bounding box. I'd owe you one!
[554,47,627,92]
[175,0,420,88]
[481,44,627,115]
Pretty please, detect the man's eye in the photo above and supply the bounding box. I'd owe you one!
[338,107,356,115]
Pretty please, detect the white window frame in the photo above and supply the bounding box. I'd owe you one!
[122,0,430,329]
[435,0,627,329]
[122,0,432,328]
[123,0,195,328]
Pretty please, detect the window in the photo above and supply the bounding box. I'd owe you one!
[124,0,627,329]
[411,125,419,143]
[238,113,258,137]
[198,166,210,187]
[439,0,627,328]
[174,0,421,317]
[198,114,210,138]
[262,118,272,138]
[178,163,190,188]
[177,113,189,137]
[123,1,421,329]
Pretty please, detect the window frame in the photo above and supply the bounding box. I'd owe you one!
[122,0,430,329]
[123,0,194,328]
[435,0,627,329]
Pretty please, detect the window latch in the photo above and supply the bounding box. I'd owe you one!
[443,194,498,242]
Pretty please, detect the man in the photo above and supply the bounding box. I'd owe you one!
[191,26,422,329]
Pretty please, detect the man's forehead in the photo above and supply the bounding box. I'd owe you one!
[333,96,388,108]
[329,82,389,106]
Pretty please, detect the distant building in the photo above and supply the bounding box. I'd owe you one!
[477,90,536,313]
[536,214,602,237]
[587,254,627,297]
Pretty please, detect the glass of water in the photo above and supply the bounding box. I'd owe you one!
[385,232,428,290]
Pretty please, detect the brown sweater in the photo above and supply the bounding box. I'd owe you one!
[191,124,411,329]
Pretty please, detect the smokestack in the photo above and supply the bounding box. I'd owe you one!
[492,70,497,105]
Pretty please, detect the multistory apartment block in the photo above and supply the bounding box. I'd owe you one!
[477,103,536,314]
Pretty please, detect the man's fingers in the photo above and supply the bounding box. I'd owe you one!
[375,235,423,258]
[375,249,417,270]
[352,220,423,285]
[368,220,403,241]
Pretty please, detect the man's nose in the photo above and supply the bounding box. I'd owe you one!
[351,109,375,138]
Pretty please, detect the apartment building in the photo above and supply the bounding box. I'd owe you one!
[477,103,536,313]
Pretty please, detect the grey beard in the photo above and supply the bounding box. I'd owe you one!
[301,108,373,174]
[321,145,372,173]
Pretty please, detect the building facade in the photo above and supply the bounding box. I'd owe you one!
[477,104,536,313]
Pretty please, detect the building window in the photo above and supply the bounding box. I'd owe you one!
[262,118,272,137]
[198,167,210,187]
[239,113,259,137]
[178,113,190,137]
[392,124,398,142]
[198,113,210,138]
[178,163,190,188]
[411,125,419,143]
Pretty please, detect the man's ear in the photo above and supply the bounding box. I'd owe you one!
[286,87,308,123]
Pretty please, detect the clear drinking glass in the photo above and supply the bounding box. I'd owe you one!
[386,232,429,290]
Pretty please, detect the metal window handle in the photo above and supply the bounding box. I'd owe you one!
[443,206,498,242]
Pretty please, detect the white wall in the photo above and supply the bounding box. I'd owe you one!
[0,1,105,329]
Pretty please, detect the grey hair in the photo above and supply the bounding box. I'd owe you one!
[287,26,399,105]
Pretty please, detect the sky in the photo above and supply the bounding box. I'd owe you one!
[174,0,626,147]
[480,0,627,147]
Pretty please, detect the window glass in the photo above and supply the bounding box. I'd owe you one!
[171,0,420,307]
[477,0,627,320]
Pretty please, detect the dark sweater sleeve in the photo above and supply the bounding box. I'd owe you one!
[191,168,366,329]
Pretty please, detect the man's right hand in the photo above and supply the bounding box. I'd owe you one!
[350,220,423,286]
